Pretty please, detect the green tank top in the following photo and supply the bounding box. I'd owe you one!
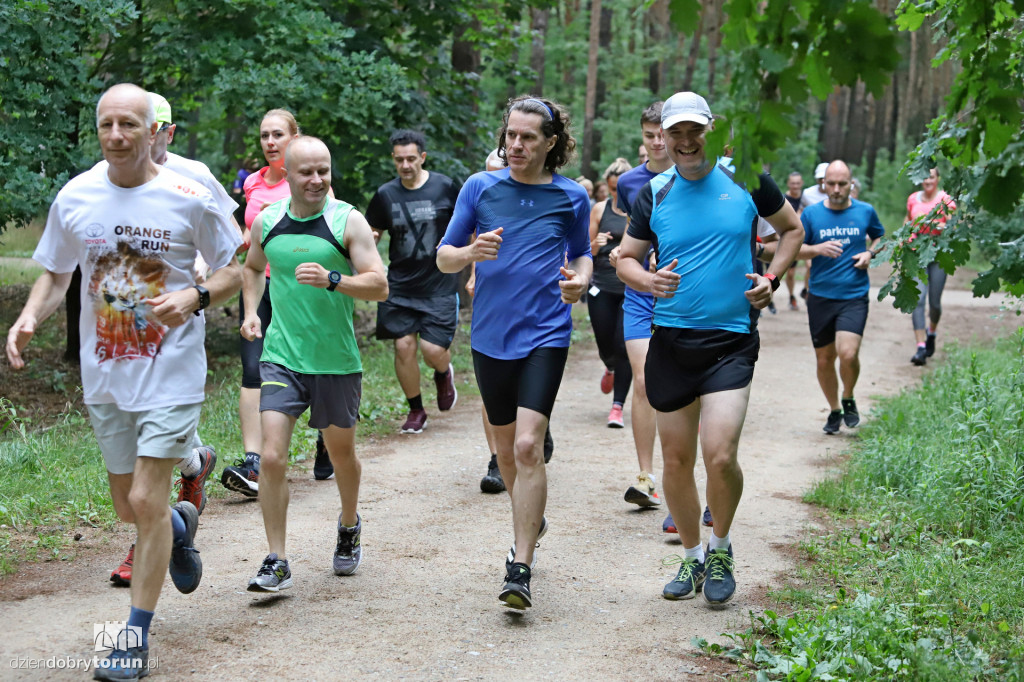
[259,197,361,375]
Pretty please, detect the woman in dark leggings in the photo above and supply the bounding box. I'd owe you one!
[587,158,632,427]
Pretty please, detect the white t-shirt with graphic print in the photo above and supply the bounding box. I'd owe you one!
[33,165,241,411]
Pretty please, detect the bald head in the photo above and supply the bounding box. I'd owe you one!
[285,136,332,209]
[284,135,330,168]
[96,83,155,129]
[823,160,852,209]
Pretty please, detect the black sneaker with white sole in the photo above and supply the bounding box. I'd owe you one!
[823,409,843,435]
[221,452,260,497]
[313,433,334,481]
[480,453,505,493]
[499,562,532,609]
[841,397,860,428]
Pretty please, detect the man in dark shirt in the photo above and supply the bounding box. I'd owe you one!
[366,130,462,434]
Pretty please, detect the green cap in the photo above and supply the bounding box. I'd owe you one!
[149,92,172,125]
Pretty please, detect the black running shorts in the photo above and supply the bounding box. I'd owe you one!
[376,293,459,349]
[645,327,759,412]
[259,362,361,429]
[806,293,869,348]
[472,346,569,426]
[239,277,272,389]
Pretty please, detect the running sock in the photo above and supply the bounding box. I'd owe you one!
[708,531,731,552]
[612,401,623,409]
[684,544,705,563]
[170,506,186,542]
[126,606,154,648]
[177,448,201,479]
[408,394,423,411]
[917,342,926,348]
[433,367,451,381]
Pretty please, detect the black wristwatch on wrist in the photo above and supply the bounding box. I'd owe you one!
[327,270,342,292]
[192,285,210,316]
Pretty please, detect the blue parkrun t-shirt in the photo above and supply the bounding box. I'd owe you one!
[439,168,592,360]
[616,163,659,312]
[801,199,884,300]
[627,164,785,334]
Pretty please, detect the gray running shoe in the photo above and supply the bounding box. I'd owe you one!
[662,555,706,600]
[247,553,292,592]
[333,513,362,576]
[92,645,150,681]
[499,562,532,609]
[168,501,202,594]
[506,516,548,572]
[703,545,736,605]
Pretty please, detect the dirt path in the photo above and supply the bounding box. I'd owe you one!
[2,276,1019,680]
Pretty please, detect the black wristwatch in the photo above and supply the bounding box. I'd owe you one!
[763,272,781,292]
[327,270,342,292]
[192,285,210,316]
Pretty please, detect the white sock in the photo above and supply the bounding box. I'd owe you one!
[684,544,705,563]
[177,448,201,479]
[708,531,731,552]
[643,472,656,486]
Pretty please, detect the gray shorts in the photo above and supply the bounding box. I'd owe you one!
[86,403,202,475]
[259,362,361,429]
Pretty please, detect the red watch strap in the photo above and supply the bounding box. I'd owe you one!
[763,272,780,291]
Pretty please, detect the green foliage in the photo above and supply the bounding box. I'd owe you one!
[717,333,1024,680]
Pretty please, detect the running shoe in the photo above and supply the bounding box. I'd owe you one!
[841,398,860,428]
[911,346,928,366]
[662,514,676,534]
[313,433,334,481]
[176,445,217,514]
[702,505,713,527]
[703,544,736,605]
[499,562,532,609]
[401,408,428,434]
[435,364,458,411]
[925,331,937,357]
[333,513,362,576]
[506,516,548,572]
[109,543,134,587]
[823,409,843,435]
[92,645,149,681]
[168,501,202,594]
[788,296,799,311]
[543,427,553,463]
[221,452,260,498]
[661,555,706,600]
[607,404,624,429]
[480,453,505,493]
[247,553,292,592]
[800,287,808,301]
[600,369,614,394]
[767,301,777,314]
[624,472,661,507]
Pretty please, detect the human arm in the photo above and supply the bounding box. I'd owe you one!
[759,234,842,261]
[616,234,678,298]
[589,200,611,256]
[5,270,74,369]
[239,214,269,340]
[744,177,803,308]
[146,259,241,327]
[559,253,593,304]
[436,227,503,273]
[294,210,389,301]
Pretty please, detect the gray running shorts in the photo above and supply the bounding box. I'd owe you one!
[259,362,361,429]
[86,402,202,475]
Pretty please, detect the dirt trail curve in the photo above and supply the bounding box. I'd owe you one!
[2,275,1019,681]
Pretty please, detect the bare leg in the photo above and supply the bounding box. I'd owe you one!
[127,457,177,611]
[835,331,863,400]
[239,387,261,453]
[814,343,841,411]
[419,338,452,373]
[322,425,360,527]
[626,338,656,474]
[258,410,298,558]
[698,386,751,538]
[657,401,702,548]
[393,334,421,399]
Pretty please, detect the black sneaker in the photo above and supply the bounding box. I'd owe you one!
[911,346,927,366]
[543,426,554,463]
[221,452,260,497]
[841,398,860,428]
[333,513,362,576]
[702,544,736,605]
[662,555,706,600]
[506,516,548,572]
[169,501,202,594]
[823,409,843,435]
[480,453,505,493]
[247,553,292,592]
[499,562,532,609]
[313,433,334,481]
[92,645,149,681]
[925,331,937,357]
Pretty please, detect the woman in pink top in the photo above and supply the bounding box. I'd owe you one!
[222,109,305,497]
[906,168,956,367]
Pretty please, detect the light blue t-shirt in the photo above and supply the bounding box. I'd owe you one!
[439,169,592,359]
[626,164,785,333]
[801,199,885,300]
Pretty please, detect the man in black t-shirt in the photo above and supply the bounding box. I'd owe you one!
[366,130,462,434]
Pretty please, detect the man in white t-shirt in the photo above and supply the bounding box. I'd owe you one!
[5,83,242,680]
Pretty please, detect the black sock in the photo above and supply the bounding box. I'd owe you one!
[408,394,423,411]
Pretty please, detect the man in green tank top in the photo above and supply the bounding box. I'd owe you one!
[239,136,389,591]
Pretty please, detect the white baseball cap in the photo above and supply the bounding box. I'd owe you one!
[661,92,712,129]
[814,162,829,180]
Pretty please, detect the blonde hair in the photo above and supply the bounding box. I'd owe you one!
[603,157,632,180]
[262,108,300,136]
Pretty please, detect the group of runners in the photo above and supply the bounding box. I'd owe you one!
[4,82,954,680]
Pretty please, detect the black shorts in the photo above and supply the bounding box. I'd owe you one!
[376,294,459,349]
[239,277,272,389]
[645,328,759,412]
[806,293,869,348]
[472,347,569,426]
[259,362,361,429]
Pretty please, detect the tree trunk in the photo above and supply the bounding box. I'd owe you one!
[647,0,669,94]
[706,0,723,98]
[529,8,549,95]
[682,9,704,91]
[582,0,602,179]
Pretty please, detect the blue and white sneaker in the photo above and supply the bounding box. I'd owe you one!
[703,544,736,605]
[169,501,202,594]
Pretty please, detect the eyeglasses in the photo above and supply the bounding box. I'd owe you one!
[157,123,173,133]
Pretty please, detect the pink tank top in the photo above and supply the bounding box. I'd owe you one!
[906,190,955,236]
[244,167,291,277]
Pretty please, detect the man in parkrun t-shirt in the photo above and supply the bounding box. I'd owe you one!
[240,136,389,592]
[366,130,462,435]
[438,96,592,610]
[617,91,802,607]
[7,83,242,679]
[800,160,884,435]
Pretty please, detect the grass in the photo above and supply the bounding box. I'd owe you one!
[699,329,1024,680]
[0,258,42,286]
[0,221,44,259]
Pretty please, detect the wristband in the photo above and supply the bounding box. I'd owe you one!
[192,285,210,316]
[763,272,780,292]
